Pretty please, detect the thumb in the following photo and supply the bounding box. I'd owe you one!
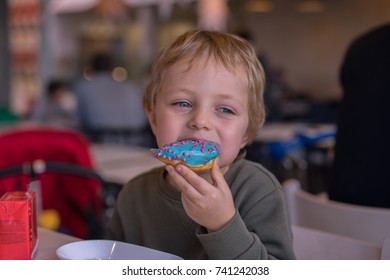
[210,160,226,188]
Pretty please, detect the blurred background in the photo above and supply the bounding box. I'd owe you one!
[1,0,390,245]
[1,0,390,195]
[1,0,390,119]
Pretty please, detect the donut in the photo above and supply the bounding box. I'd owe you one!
[151,139,221,172]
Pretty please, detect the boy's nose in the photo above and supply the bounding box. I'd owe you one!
[188,107,211,130]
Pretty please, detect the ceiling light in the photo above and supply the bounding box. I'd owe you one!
[295,0,325,13]
[246,0,273,13]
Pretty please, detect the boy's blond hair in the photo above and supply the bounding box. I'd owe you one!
[144,29,266,144]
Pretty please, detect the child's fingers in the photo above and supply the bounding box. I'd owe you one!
[172,164,214,196]
[165,165,202,198]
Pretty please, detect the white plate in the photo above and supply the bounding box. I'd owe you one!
[56,240,182,260]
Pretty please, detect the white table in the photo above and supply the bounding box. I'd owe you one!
[255,122,308,143]
[91,144,164,184]
[91,143,153,167]
[34,228,81,260]
[255,122,336,143]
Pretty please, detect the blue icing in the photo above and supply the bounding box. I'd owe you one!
[151,139,220,166]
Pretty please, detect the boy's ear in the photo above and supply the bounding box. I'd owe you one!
[240,132,250,149]
[146,109,157,136]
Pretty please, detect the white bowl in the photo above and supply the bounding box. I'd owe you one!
[56,240,182,260]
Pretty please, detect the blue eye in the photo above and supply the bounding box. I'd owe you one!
[174,101,191,108]
[218,107,235,114]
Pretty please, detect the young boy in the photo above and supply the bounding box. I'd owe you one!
[106,30,296,259]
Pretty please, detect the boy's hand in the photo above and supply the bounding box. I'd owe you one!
[165,161,235,232]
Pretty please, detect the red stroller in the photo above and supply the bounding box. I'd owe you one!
[0,125,104,239]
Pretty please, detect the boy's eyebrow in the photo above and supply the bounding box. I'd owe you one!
[164,87,246,104]
[163,87,194,95]
[215,93,245,103]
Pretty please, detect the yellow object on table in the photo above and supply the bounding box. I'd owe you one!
[40,209,61,231]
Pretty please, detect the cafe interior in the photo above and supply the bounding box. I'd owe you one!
[0,0,390,260]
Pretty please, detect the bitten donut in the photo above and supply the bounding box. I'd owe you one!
[151,139,221,172]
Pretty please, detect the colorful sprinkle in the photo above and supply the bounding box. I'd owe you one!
[151,139,220,166]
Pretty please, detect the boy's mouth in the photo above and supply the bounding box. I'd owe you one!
[179,137,213,143]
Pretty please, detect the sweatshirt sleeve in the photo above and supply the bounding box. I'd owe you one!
[196,187,296,260]
[105,202,125,241]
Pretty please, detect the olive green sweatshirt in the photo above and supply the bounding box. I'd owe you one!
[106,159,296,259]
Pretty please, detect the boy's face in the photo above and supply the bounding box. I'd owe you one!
[147,58,249,170]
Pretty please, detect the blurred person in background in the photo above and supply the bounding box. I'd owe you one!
[30,79,78,128]
[74,53,151,147]
[329,23,390,208]
[235,29,286,122]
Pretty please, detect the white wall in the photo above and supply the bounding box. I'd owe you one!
[241,0,390,101]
